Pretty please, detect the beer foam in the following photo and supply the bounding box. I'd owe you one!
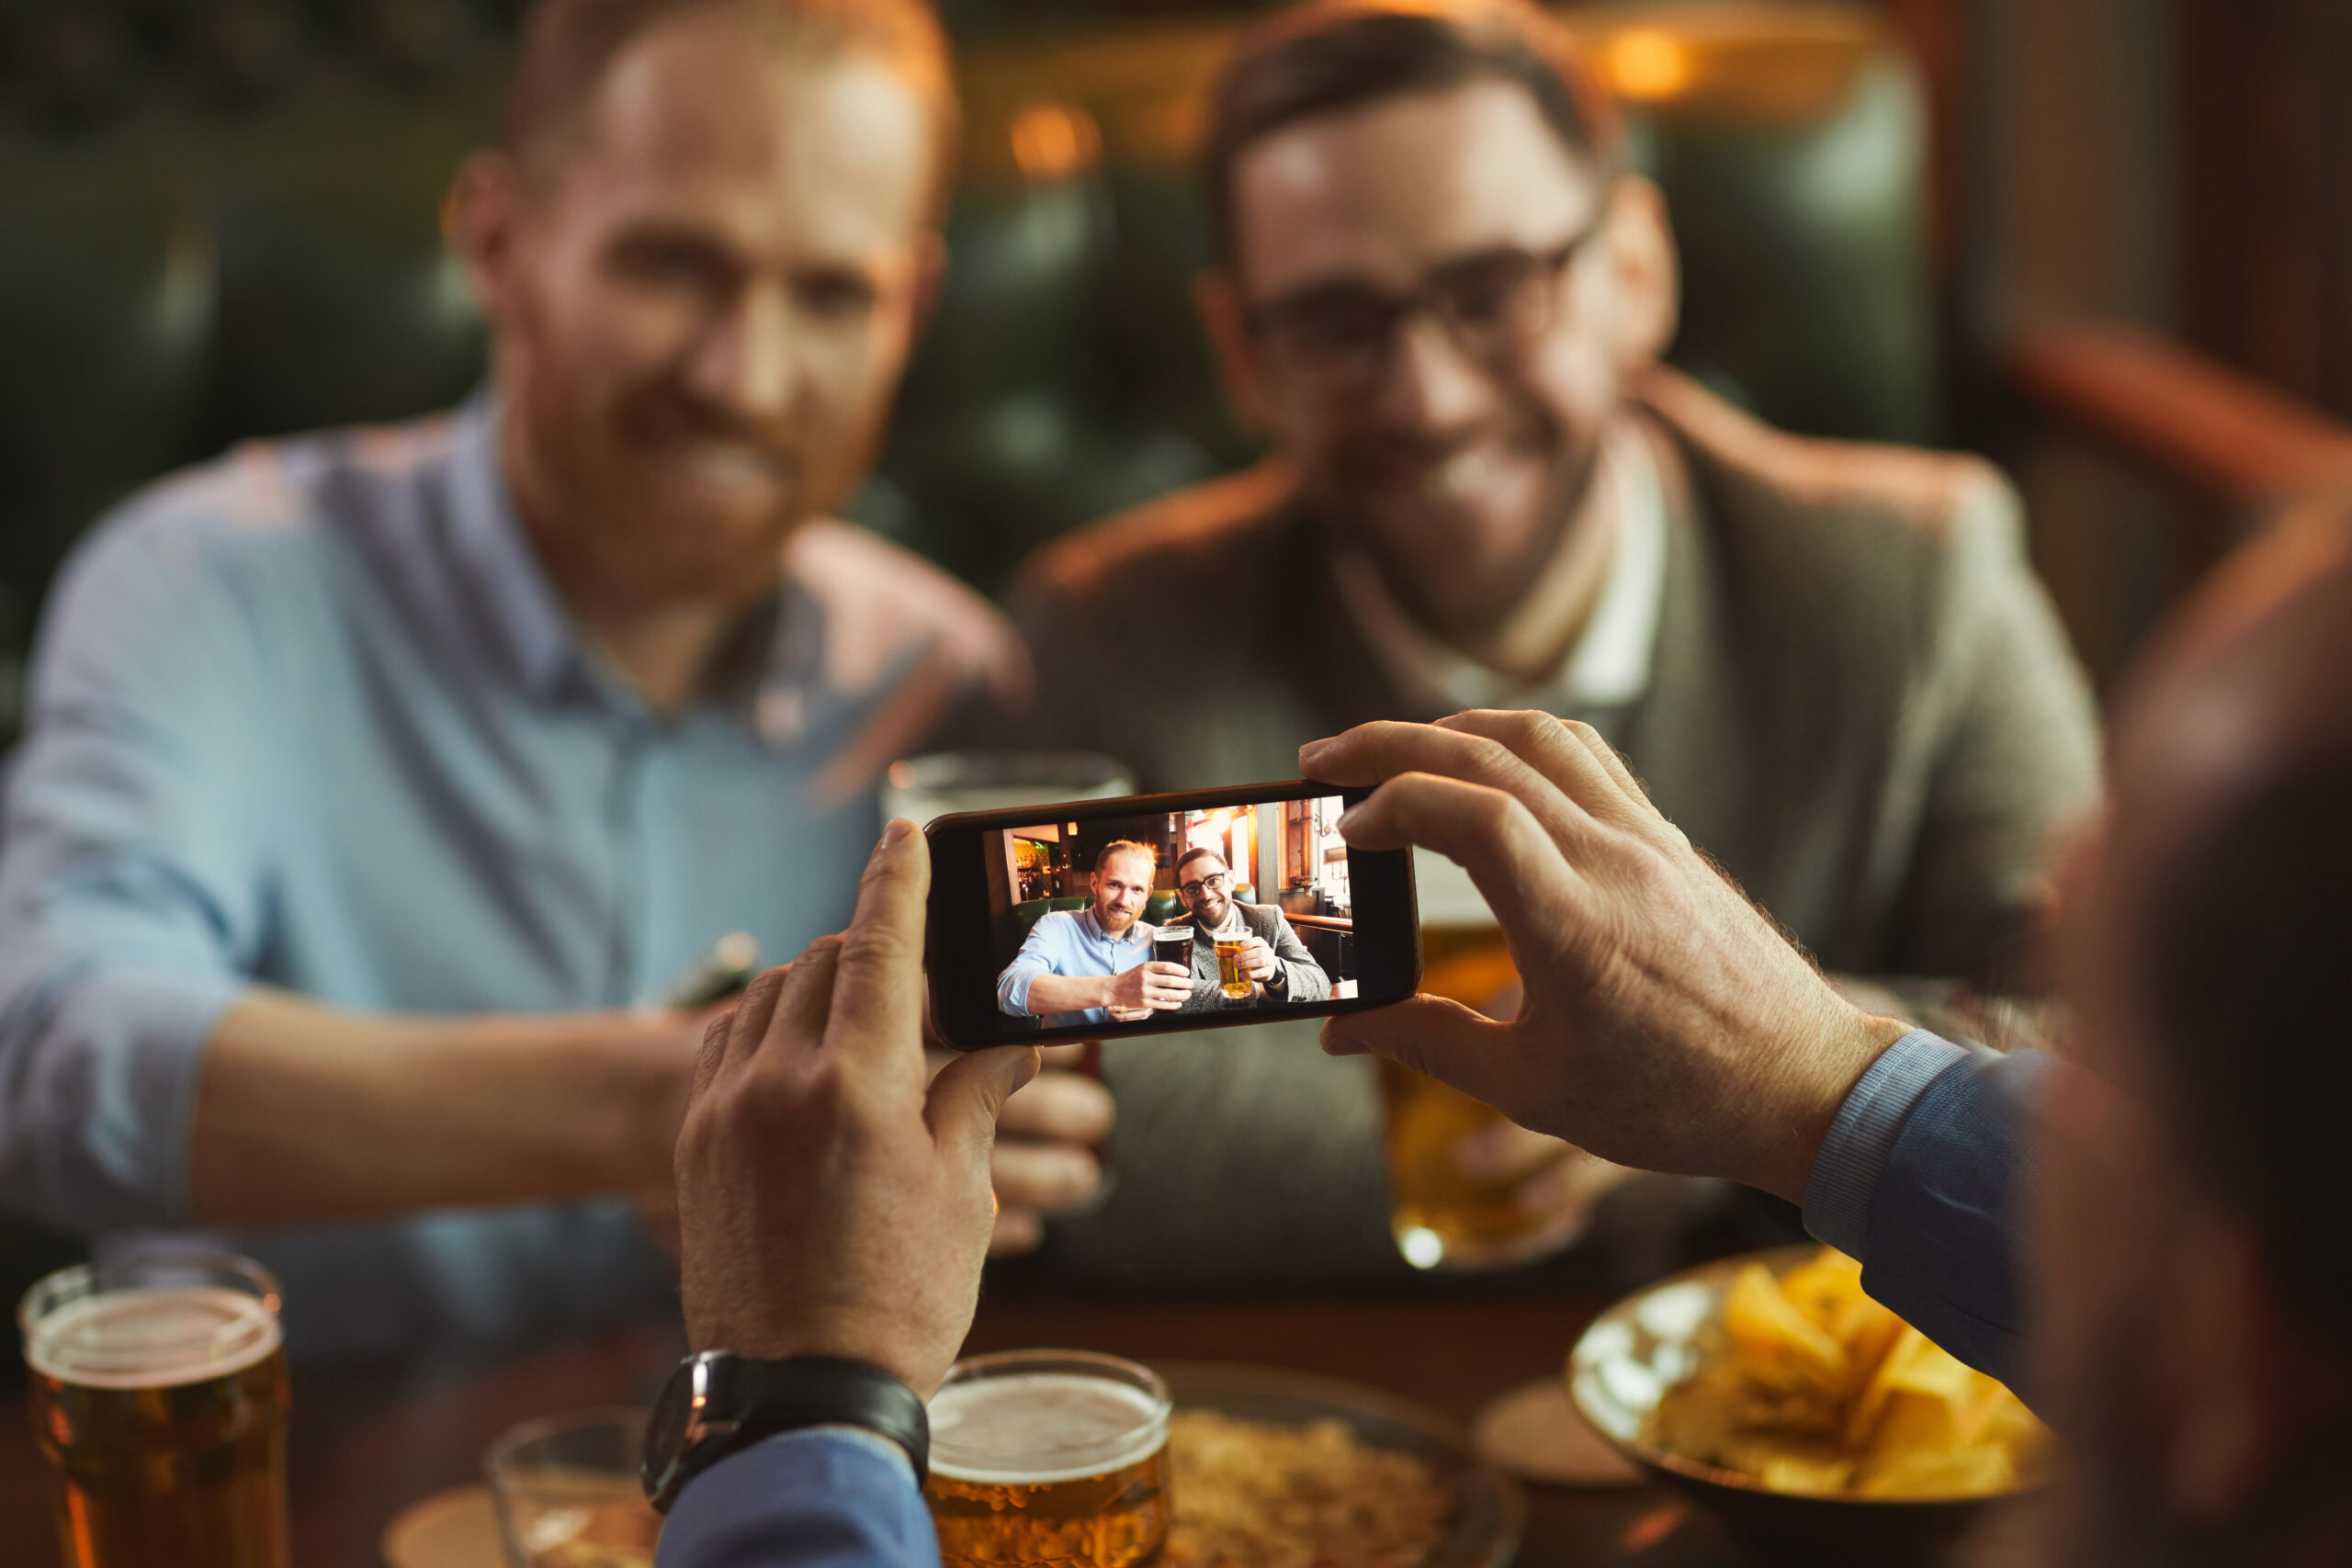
[26,1287,281,1390]
[928,1371,1168,1484]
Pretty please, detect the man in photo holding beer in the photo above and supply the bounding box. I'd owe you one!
[996,842,1191,1029]
[1010,0,2098,1284]
[0,0,1115,1368]
[1165,848,1331,1011]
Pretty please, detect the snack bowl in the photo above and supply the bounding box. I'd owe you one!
[1567,1246,2042,1568]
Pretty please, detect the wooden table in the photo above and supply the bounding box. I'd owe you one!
[3,1289,1762,1566]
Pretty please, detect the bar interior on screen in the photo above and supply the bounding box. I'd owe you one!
[986,795,1356,1036]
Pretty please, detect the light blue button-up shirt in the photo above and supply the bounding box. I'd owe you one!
[995,908,1156,1030]
[0,397,1023,1366]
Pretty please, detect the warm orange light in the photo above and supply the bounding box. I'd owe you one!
[1008,103,1102,181]
[1604,28,1691,102]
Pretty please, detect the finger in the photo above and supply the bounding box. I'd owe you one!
[927,1044,1043,1168]
[1433,710,1652,829]
[1336,773,1578,937]
[988,1207,1046,1258]
[824,820,931,1084]
[689,1009,735,1103]
[1313,719,1608,863]
[990,1141,1102,1213]
[714,962,791,1082]
[752,939,843,1073]
[1320,994,1519,1108]
[723,942,841,1084]
[997,1069,1115,1144]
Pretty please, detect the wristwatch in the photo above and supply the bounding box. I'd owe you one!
[641,1350,931,1513]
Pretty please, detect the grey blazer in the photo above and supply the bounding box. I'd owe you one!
[1011,368,2101,1288]
[1162,902,1333,1012]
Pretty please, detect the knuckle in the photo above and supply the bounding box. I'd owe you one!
[741,964,791,1012]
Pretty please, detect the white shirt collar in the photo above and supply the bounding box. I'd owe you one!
[1330,420,1668,716]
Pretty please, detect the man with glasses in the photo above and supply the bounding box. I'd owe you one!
[1168,847,1330,1011]
[1011,0,2098,1285]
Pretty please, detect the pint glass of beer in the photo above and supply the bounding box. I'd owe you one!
[1150,926,1193,976]
[1214,938,1251,999]
[924,1348,1170,1568]
[1376,851,1623,1271]
[20,1244,290,1568]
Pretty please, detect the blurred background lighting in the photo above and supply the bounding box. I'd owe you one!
[1008,103,1101,182]
[1604,28,1691,102]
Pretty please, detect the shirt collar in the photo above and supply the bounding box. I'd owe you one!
[1331,418,1668,716]
[445,393,587,702]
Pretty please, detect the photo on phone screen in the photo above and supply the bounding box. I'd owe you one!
[924,782,1419,1050]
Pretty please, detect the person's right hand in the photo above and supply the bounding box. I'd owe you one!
[1301,711,1909,1206]
[1111,960,1192,1013]
[673,820,1039,1398]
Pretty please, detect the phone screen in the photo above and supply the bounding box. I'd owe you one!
[924,781,1419,1049]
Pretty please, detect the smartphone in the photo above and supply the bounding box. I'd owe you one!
[924,779,1419,1050]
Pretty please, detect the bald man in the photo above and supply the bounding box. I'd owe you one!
[0,0,1111,1366]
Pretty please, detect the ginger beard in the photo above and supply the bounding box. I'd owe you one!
[481,18,935,612]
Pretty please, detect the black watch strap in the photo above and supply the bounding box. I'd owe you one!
[650,1354,931,1513]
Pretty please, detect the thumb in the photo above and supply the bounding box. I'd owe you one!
[926,1045,1043,1166]
[1321,994,1510,1099]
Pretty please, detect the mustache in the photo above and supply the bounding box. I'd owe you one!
[618,389,807,473]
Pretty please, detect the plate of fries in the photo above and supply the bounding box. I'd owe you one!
[1567,1245,2052,1563]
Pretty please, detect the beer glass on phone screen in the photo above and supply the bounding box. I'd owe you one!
[1150,924,1193,978]
[925,1349,1170,1568]
[1213,936,1251,999]
[1378,852,1623,1271]
[20,1244,290,1568]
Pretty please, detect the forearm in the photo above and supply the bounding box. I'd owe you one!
[1016,972,1114,1017]
[188,988,693,1225]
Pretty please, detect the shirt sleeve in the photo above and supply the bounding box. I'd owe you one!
[1803,1030,2051,1387]
[0,510,269,1230]
[656,1427,937,1568]
[996,915,1060,1018]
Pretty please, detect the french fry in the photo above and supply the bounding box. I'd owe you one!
[1642,1247,2050,1499]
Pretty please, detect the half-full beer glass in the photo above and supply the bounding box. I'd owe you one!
[924,1349,1170,1568]
[1214,938,1251,999]
[1378,850,1617,1271]
[20,1245,290,1568]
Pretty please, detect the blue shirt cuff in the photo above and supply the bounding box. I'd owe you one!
[1803,1028,1973,1261]
[658,1427,932,1568]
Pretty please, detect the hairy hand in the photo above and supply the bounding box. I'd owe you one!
[1303,712,1907,1204]
[674,822,1038,1396]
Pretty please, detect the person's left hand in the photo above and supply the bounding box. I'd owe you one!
[673,821,1039,1396]
[1236,935,1281,983]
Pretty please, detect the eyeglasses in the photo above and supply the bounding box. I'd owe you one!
[1243,201,1611,397]
[1180,872,1230,898]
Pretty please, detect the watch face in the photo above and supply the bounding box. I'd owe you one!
[643,1353,717,1499]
